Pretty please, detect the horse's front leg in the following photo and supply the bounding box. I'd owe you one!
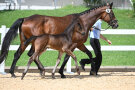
[59,54,70,78]
[77,44,96,75]
[59,44,77,78]
[77,44,92,59]
[59,49,76,78]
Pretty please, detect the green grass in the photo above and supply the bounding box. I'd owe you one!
[5,51,135,66]
[0,5,135,29]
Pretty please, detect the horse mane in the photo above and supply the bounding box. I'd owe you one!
[79,3,107,15]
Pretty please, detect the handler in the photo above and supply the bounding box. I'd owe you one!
[80,19,112,75]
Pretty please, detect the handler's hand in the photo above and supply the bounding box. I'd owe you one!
[107,40,112,45]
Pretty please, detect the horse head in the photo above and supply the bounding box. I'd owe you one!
[75,19,86,36]
[100,2,119,29]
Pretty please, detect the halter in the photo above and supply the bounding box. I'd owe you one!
[105,7,118,27]
[94,7,117,31]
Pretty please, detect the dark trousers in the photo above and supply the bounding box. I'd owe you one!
[81,38,102,74]
[90,38,102,74]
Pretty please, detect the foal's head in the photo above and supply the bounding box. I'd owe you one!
[75,19,86,36]
[63,15,86,36]
[100,2,118,29]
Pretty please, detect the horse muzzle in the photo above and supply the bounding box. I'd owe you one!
[112,23,119,29]
[109,20,119,29]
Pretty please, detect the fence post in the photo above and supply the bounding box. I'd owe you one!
[0,25,7,75]
[66,57,74,74]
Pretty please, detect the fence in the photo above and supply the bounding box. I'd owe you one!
[0,25,135,74]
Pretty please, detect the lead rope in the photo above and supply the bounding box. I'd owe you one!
[92,25,111,31]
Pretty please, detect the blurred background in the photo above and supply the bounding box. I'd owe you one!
[0,0,133,10]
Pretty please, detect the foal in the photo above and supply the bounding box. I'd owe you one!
[21,16,85,79]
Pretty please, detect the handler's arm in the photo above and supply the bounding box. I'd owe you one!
[100,34,112,45]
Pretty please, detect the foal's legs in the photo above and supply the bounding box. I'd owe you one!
[59,48,76,78]
[52,52,63,79]
[9,43,45,78]
[27,43,45,76]
[59,44,94,78]
[59,44,77,78]
[59,54,71,78]
[64,47,80,75]
[21,52,39,80]
[35,55,45,78]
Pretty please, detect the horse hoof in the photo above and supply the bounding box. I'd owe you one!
[59,71,66,78]
[61,75,66,78]
[21,77,23,80]
[79,61,85,71]
[41,76,45,79]
[52,77,55,79]
[90,71,96,76]
[52,76,55,79]
[21,74,24,80]
[77,71,80,75]
[40,70,45,77]
[11,74,16,78]
[52,73,55,79]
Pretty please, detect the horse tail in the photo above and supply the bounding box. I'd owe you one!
[0,18,24,64]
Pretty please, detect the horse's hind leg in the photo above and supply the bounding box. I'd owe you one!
[59,44,77,78]
[34,58,45,77]
[9,44,27,78]
[52,52,63,79]
[27,45,35,57]
[28,44,45,76]
[35,55,45,78]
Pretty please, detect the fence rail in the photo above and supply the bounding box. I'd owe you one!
[0,25,135,73]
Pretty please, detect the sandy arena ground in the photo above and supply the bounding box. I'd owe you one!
[0,72,135,90]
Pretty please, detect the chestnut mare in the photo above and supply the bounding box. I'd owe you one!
[0,3,118,78]
[21,15,85,79]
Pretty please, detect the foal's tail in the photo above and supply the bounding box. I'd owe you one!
[24,36,37,46]
[24,34,45,46]
[0,18,24,64]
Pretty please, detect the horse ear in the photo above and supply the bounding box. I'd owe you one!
[110,2,113,9]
